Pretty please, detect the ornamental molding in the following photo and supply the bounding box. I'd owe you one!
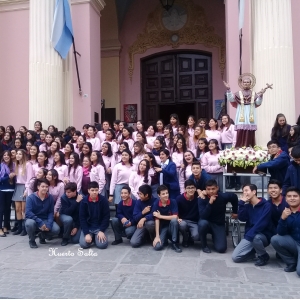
[71,0,105,15]
[128,0,226,82]
[0,0,29,12]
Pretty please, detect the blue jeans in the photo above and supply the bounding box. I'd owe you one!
[59,214,81,243]
[25,219,60,242]
[79,230,108,249]
[111,217,136,240]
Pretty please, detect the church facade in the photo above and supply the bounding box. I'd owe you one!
[0,0,299,145]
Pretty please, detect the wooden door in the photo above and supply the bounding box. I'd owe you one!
[141,52,212,125]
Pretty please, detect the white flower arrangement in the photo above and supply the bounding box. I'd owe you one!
[218,146,269,169]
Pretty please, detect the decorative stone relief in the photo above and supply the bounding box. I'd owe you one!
[128,0,226,82]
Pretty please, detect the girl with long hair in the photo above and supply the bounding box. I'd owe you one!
[109,149,135,205]
[90,151,106,196]
[206,118,221,149]
[172,137,187,172]
[63,143,74,165]
[102,128,118,153]
[25,130,36,144]
[129,159,151,199]
[33,151,49,176]
[86,125,101,151]
[156,119,164,136]
[1,132,13,151]
[6,125,15,138]
[271,113,291,153]
[196,138,209,161]
[11,149,34,236]
[74,134,86,155]
[25,140,34,155]
[287,125,300,150]
[67,153,83,193]
[48,125,58,134]
[101,142,116,196]
[170,113,180,135]
[19,126,27,135]
[0,151,15,236]
[164,124,174,152]
[189,125,206,152]
[96,120,111,143]
[34,121,43,141]
[13,138,24,151]
[133,120,146,141]
[47,141,60,166]
[201,139,224,191]
[178,125,191,150]
[115,141,129,163]
[113,120,122,142]
[0,126,5,141]
[70,130,81,145]
[143,152,159,199]
[27,168,48,196]
[151,137,165,165]
[220,114,236,149]
[80,142,93,163]
[179,151,198,193]
[53,151,68,181]
[39,132,55,152]
[132,141,147,170]
[36,129,48,148]
[187,115,196,137]
[145,124,157,150]
[81,156,92,196]
[121,127,134,151]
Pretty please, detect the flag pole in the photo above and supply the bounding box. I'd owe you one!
[72,36,82,96]
[239,29,242,75]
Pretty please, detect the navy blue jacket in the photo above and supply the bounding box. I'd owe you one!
[25,192,54,229]
[152,198,178,227]
[271,196,288,229]
[0,163,15,190]
[282,162,300,196]
[116,199,137,226]
[59,193,80,228]
[133,196,156,223]
[79,195,110,235]
[176,193,199,222]
[160,161,180,199]
[198,192,238,225]
[189,171,211,191]
[271,125,291,153]
[277,212,300,243]
[238,198,275,242]
[257,151,290,183]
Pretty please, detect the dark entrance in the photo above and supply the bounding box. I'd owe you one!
[141,51,212,126]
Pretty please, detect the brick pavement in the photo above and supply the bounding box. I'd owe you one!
[0,229,299,299]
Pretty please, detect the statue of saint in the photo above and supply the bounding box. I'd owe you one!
[223,73,272,147]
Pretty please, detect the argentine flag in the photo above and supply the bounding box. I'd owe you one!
[51,0,74,59]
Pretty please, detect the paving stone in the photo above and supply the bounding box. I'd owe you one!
[244,266,288,283]
[120,246,163,265]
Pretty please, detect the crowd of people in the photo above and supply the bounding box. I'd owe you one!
[1,112,300,275]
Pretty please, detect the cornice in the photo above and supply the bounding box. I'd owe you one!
[0,0,29,12]
[71,0,105,15]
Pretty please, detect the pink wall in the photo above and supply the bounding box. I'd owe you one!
[0,9,29,129]
[119,0,226,121]
[291,0,300,122]
[71,3,101,129]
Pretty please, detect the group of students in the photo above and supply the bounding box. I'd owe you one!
[1,113,300,275]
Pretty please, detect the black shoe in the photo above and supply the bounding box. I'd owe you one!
[11,226,18,233]
[12,227,22,235]
[182,240,189,248]
[171,243,182,253]
[0,230,6,237]
[254,253,270,266]
[38,232,47,244]
[235,184,241,191]
[61,238,69,246]
[111,239,123,245]
[284,264,297,272]
[202,246,211,253]
[29,241,38,249]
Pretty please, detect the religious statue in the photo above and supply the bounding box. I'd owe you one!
[223,73,273,147]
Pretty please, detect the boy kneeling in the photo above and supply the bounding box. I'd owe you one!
[152,185,182,253]
[79,181,110,249]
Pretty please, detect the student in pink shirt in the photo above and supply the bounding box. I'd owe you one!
[101,128,118,153]
[101,142,116,196]
[133,120,146,141]
[66,153,83,193]
[32,151,49,176]
[146,125,157,151]
[73,134,86,155]
[206,118,222,149]
[132,141,146,170]
[121,127,134,151]
[136,131,148,151]
[170,113,180,135]
[164,125,174,152]
[81,156,92,196]
[151,137,165,165]
[37,130,48,149]
[46,169,64,223]
[28,144,39,170]
[179,151,198,194]
[79,142,93,163]
[189,126,206,152]
[201,139,224,192]
[109,149,135,207]
[11,149,34,236]
[172,137,187,173]
[156,119,165,137]
[27,168,48,196]
[187,115,196,137]
[47,141,60,166]
[53,151,68,182]
[86,125,101,151]
[90,151,106,196]
[129,159,151,200]
[96,121,110,143]
[195,138,209,161]
[113,120,122,142]
[178,125,191,150]
[220,114,236,149]
[144,152,160,199]
[63,143,74,165]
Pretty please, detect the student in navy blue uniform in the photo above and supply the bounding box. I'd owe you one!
[153,149,180,200]
[130,185,155,248]
[254,140,290,183]
[268,179,288,229]
[111,185,137,245]
[271,187,300,274]
[176,180,199,247]
[282,145,300,196]
[25,179,60,248]
[59,182,82,246]
[79,181,110,249]
[232,184,275,266]
[198,180,238,253]
[152,185,182,253]
[188,161,211,195]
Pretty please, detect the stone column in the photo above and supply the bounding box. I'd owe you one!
[252,0,295,146]
[29,0,67,130]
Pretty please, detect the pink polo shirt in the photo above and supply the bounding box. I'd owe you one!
[110,163,135,196]
[129,172,151,199]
